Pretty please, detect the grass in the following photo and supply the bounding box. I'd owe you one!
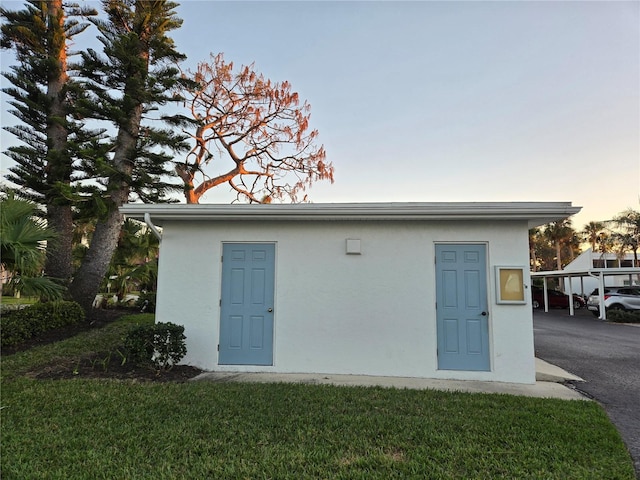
[0,313,155,381]
[0,295,38,306]
[1,315,636,479]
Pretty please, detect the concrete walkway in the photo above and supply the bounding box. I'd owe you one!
[192,358,588,401]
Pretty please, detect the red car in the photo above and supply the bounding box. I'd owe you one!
[531,286,585,310]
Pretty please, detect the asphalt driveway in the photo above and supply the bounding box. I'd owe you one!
[533,309,640,477]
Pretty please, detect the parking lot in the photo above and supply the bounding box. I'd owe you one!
[533,309,640,476]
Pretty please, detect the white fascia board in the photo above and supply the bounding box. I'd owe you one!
[120,201,580,226]
[531,267,640,278]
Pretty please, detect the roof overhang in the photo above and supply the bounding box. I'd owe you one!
[531,268,640,278]
[120,202,580,228]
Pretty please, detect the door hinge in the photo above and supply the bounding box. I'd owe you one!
[219,299,221,307]
[221,255,223,262]
[217,344,219,351]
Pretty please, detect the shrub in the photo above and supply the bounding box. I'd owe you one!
[1,301,85,348]
[135,292,156,313]
[0,303,28,315]
[123,324,154,365]
[123,322,186,370]
[608,309,640,323]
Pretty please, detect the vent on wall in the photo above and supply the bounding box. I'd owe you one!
[346,239,361,255]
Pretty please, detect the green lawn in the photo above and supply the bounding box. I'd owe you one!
[0,295,38,306]
[1,315,636,479]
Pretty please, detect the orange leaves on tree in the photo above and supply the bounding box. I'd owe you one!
[175,53,333,204]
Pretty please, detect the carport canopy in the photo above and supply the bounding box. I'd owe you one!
[530,268,640,319]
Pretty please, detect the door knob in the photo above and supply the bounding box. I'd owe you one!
[481,311,488,316]
[267,308,273,312]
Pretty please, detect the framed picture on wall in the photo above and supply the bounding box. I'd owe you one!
[495,266,526,304]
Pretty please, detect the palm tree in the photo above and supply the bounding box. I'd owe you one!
[544,220,575,270]
[581,221,606,252]
[0,193,65,300]
[613,209,640,266]
[529,227,558,272]
[105,219,160,301]
[614,233,636,266]
[529,228,546,272]
[565,230,581,262]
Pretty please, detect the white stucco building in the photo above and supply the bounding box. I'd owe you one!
[121,202,580,384]
[562,249,639,294]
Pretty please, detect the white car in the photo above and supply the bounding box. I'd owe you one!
[587,287,640,316]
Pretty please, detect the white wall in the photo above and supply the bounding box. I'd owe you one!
[155,219,535,384]
[562,249,638,293]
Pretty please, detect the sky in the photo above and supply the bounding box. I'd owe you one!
[1,0,639,229]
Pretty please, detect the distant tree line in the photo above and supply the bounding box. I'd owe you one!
[529,209,640,272]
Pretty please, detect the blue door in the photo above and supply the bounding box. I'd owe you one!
[435,244,490,371]
[219,243,275,365]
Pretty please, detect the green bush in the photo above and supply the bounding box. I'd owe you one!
[123,322,186,370]
[123,324,154,365]
[608,309,640,323]
[1,301,85,348]
[135,292,156,313]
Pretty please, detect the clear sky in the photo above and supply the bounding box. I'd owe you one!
[1,0,639,230]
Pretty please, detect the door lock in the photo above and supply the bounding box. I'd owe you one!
[267,308,273,312]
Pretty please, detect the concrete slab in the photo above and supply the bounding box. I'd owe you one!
[191,359,589,401]
[535,357,584,383]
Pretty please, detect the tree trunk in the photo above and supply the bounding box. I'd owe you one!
[69,97,142,314]
[175,164,200,204]
[69,205,124,313]
[43,0,74,284]
[184,183,199,204]
[44,205,74,284]
[530,246,537,272]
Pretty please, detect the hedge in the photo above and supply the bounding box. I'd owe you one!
[1,301,86,348]
[123,322,186,370]
[607,309,640,323]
